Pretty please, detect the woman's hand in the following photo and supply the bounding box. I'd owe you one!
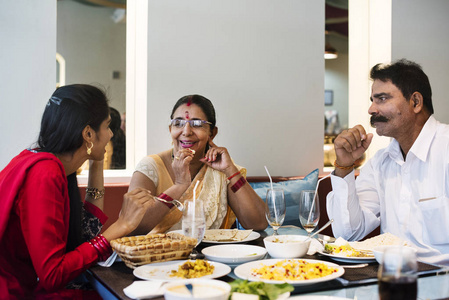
[115,188,153,234]
[200,140,238,177]
[172,148,195,186]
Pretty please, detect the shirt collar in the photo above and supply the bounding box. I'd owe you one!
[383,115,438,163]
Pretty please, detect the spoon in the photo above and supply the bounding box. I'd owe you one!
[304,219,334,242]
[185,283,193,295]
[153,196,184,211]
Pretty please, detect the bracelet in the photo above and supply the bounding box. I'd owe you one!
[230,176,247,193]
[85,187,105,200]
[89,234,112,261]
[333,160,355,170]
[227,171,241,181]
[158,193,174,209]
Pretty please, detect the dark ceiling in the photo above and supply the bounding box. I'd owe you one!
[326,2,348,37]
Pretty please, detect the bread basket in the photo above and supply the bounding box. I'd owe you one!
[111,232,197,269]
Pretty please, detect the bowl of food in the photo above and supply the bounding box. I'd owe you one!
[164,279,231,300]
[373,245,417,264]
[263,235,311,258]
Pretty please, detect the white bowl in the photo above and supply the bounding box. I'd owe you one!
[263,235,311,258]
[373,245,417,264]
[202,244,267,264]
[164,279,231,300]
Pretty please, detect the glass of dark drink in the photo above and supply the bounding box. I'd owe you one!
[378,246,418,300]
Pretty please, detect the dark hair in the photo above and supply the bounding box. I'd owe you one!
[37,84,109,251]
[370,59,433,114]
[170,95,216,131]
[38,84,110,154]
[109,107,126,169]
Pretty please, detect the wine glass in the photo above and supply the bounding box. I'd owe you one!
[299,190,320,236]
[378,246,418,300]
[264,188,286,236]
[182,200,206,259]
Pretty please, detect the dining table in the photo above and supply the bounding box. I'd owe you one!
[86,226,449,300]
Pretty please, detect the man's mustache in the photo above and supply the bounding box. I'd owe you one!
[370,115,389,127]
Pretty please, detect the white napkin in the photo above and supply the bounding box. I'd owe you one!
[307,238,325,255]
[123,281,165,299]
[97,251,118,267]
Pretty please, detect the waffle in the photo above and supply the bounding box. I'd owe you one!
[111,232,197,269]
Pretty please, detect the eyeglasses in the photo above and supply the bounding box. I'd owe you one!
[169,119,212,129]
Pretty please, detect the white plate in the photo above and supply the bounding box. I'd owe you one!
[203,231,261,244]
[278,292,290,300]
[202,245,267,264]
[133,260,231,281]
[318,251,376,263]
[234,258,344,286]
[169,230,261,244]
[289,296,352,300]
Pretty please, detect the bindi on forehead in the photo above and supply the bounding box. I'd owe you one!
[185,111,190,119]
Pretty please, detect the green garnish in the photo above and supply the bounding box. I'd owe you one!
[229,279,294,300]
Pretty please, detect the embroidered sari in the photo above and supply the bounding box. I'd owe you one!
[145,155,246,233]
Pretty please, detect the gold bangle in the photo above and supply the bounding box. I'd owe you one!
[334,160,355,170]
[86,187,105,200]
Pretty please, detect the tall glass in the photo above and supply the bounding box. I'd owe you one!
[378,246,418,300]
[182,200,206,258]
[299,190,320,236]
[264,188,286,235]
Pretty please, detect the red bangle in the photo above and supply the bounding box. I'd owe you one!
[231,176,247,193]
[89,234,112,261]
[158,193,174,209]
[227,171,241,181]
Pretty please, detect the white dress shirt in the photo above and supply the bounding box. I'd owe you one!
[327,115,449,266]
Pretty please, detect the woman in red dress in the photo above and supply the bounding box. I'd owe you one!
[0,84,152,299]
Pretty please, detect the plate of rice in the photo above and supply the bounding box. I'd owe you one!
[319,233,409,263]
[234,259,344,286]
[133,259,231,281]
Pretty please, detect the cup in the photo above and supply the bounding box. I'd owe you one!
[182,200,206,246]
[378,246,418,300]
[264,188,286,236]
[299,190,320,236]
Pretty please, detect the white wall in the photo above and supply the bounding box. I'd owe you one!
[144,0,325,177]
[392,0,449,124]
[325,35,349,130]
[0,1,56,169]
[57,0,126,113]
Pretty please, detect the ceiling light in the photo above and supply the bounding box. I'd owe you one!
[324,30,338,59]
[325,43,338,59]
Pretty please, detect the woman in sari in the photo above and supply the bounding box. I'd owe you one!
[0,84,151,299]
[129,94,267,234]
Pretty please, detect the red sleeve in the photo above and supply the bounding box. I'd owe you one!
[18,160,98,292]
[84,201,108,225]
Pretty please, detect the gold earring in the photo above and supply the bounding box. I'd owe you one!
[86,142,93,155]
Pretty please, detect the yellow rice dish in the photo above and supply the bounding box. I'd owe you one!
[170,260,215,279]
[251,259,338,281]
[324,244,373,257]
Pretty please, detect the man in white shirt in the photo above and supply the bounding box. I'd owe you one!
[327,59,449,266]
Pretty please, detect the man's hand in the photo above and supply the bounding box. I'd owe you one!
[334,125,373,176]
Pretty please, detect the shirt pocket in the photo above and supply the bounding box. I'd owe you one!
[419,195,449,245]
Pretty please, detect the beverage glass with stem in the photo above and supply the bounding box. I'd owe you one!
[182,200,206,259]
[299,190,320,236]
[264,188,286,236]
[378,246,418,300]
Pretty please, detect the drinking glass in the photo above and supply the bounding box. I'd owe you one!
[182,200,206,259]
[378,246,418,300]
[299,190,320,236]
[264,188,286,236]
